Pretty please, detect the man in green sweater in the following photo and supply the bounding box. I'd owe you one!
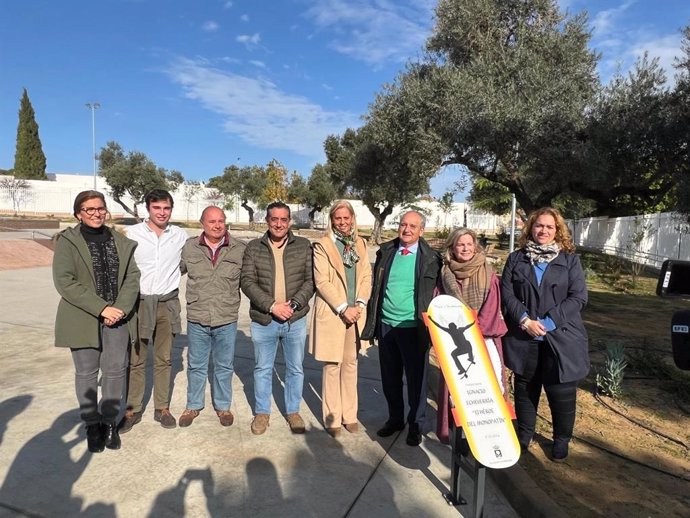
[362,211,442,446]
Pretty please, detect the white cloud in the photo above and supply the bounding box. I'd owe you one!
[249,60,266,69]
[587,1,682,84]
[223,1,233,9]
[591,0,636,39]
[302,0,435,67]
[236,33,261,49]
[164,57,359,157]
[202,20,219,32]
[630,34,683,82]
[240,14,250,22]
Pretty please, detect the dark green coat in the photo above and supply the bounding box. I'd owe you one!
[53,225,140,348]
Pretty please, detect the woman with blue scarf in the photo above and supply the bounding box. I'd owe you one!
[501,207,589,462]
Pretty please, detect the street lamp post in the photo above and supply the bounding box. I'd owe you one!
[85,102,100,189]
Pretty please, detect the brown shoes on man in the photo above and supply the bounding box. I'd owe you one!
[179,409,200,427]
[119,408,178,431]
[216,410,234,427]
[154,408,177,429]
[286,413,305,434]
[251,414,270,435]
[251,413,305,435]
[118,410,142,434]
[178,409,234,427]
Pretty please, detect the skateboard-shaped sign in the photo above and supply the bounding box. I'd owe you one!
[424,295,520,468]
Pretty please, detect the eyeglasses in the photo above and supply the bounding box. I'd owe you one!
[80,207,108,215]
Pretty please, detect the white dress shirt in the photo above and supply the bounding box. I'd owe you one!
[127,221,188,296]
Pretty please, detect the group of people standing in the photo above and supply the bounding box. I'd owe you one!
[433,208,589,462]
[53,190,589,463]
[53,190,314,452]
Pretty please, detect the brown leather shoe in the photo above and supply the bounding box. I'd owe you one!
[326,427,341,438]
[286,413,305,434]
[154,408,177,429]
[251,414,270,435]
[343,422,359,433]
[118,410,142,434]
[179,409,200,427]
[216,410,234,427]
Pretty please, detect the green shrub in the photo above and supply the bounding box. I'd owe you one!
[436,226,450,240]
[596,344,628,398]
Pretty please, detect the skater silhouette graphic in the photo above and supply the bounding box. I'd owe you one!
[428,316,476,378]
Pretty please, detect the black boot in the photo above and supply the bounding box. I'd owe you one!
[86,423,105,453]
[103,422,121,450]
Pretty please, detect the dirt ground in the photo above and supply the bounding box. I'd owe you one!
[520,380,690,517]
[512,273,690,517]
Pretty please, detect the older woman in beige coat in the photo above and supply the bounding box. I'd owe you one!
[309,200,372,437]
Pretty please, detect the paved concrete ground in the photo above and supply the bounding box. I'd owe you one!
[0,232,530,518]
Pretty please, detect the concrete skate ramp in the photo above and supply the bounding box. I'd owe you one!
[0,239,54,270]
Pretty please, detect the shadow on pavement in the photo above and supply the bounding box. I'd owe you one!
[0,409,115,517]
[0,394,32,445]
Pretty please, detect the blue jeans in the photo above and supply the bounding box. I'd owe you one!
[186,321,237,411]
[250,317,306,415]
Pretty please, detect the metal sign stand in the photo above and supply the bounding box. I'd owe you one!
[443,420,487,518]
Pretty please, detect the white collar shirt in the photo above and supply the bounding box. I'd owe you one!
[397,241,419,254]
[127,221,188,296]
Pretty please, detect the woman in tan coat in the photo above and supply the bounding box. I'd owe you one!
[309,200,372,437]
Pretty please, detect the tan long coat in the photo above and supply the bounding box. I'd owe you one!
[309,235,372,362]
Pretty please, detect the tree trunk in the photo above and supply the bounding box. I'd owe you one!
[113,196,141,221]
[241,199,254,223]
[368,203,394,244]
[308,206,322,229]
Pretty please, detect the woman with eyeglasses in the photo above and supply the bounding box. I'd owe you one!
[53,190,140,452]
[501,207,588,462]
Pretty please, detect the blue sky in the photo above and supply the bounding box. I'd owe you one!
[1,0,689,200]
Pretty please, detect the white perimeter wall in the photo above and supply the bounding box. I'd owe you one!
[0,174,505,233]
[570,212,690,269]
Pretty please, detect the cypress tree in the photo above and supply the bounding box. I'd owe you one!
[13,88,47,179]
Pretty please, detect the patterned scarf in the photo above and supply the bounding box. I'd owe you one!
[334,227,359,267]
[524,240,560,263]
[441,252,492,310]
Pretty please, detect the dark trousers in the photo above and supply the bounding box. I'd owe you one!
[513,340,577,447]
[378,323,428,429]
[71,323,129,425]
